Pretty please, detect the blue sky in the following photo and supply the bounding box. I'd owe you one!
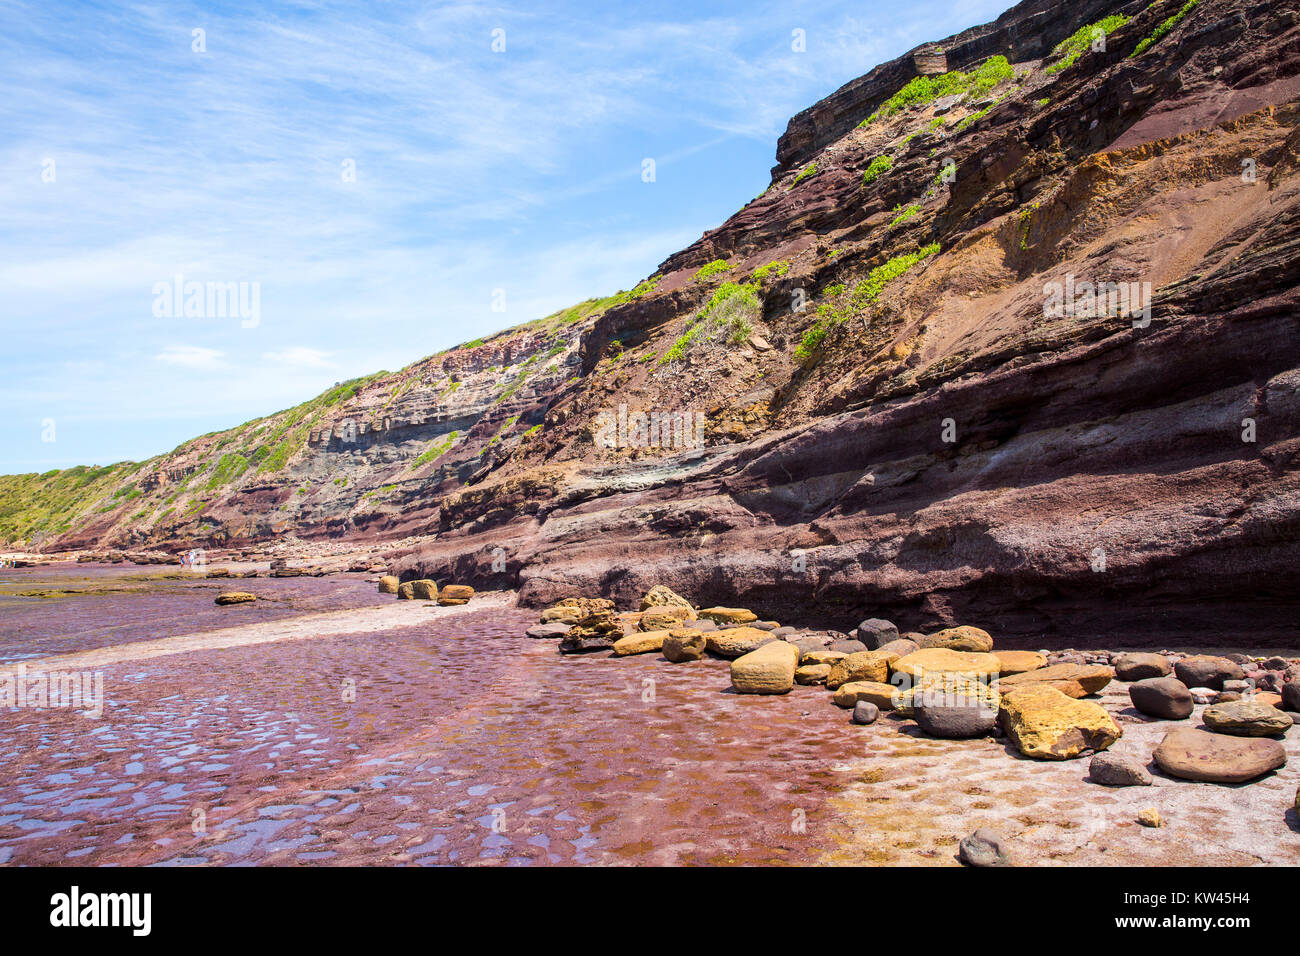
[0,0,1007,473]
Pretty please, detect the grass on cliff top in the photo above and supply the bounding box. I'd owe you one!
[1047,15,1131,73]
[862,56,1013,126]
[795,243,940,363]
[1132,0,1199,58]
[0,464,136,545]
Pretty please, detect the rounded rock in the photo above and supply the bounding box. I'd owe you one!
[851,701,879,725]
[1153,727,1286,783]
[1202,699,1294,737]
[1112,652,1172,682]
[1129,677,1194,720]
[1089,751,1152,787]
[1174,656,1244,691]
[958,829,1009,867]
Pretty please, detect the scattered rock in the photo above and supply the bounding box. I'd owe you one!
[1188,687,1217,705]
[706,626,775,658]
[1129,677,1194,720]
[1212,691,1242,704]
[1282,682,1300,712]
[828,639,868,654]
[998,663,1113,695]
[662,629,707,663]
[377,575,400,594]
[800,649,847,666]
[437,584,473,605]
[854,618,898,649]
[397,582,417,600]
[993,650,1047,676]
[1153,727,1286,783]
[525,622,571,640]
[214,591,256,606]
[832,680,899,710]
[1137,808,1163,828]
[1174,656,1244,691]
[638,606,693,630]
[699,607,758,625]
[560,610,622,654]
[851,701,879,725]
[730,641,800,695]
[408,579,438,601]
[998,686,1122,760]
[919,625,994,653]
[639,585,695,616]
[1089,752,1152,787]
[891,648,1001,681]
[1255,691,1283,708]
[914,695,999,739]
[958,829,1009,867]
[1001,678,1089,698]
[612,630,670,656]
[826,651,891,689]
[795,663,832,685]
[1202,699,1294,737]
[874,638,920,662]
[541,597,614,624]
[1112,652,1172,681]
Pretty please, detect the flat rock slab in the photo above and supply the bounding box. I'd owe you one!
[999,663,1113,695]
[1153,727,1287,783]
[214,592,256,606]
[1202,699,1294,737]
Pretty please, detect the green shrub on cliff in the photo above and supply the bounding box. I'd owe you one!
[1132,0,1199,57]
[864,55,1014,125]
[862,155,893,186]
[693,259,731,282]
[1047,15,1131,73]
[790,162,818,187]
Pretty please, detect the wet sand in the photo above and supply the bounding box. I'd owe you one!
[1,566,1297,866]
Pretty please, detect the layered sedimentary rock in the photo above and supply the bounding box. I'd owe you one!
[10,0,1300,649]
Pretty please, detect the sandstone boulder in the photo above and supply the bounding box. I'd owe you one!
[1112,652,1172,681]
[1153,727,1286,783]
[437,584,473,605]
[800,649,847,666]
[378,575,400,594]
[397,581,417,600]
[998,663,1113,695]
[638,606,694,630]
[994,650,1047,676]
[411,579,438,601]
[1174,656,1244,691]
[892,648,1000,681]
[826,651,891,690]
[560,611,622,654]
[919,625,993,653]
[699,607,758,625]
[730,641,800,695]
[795,663,832,685]
[1282,682,1300,712]
[663,629,707,663]
[1089,751,1153,787]
[1202,699,1293,737]
[214,591,256,606]
[541,597,614,624]
[639,585,695,616]
[612,630,670,657]
[1129,677,1194,720]
[706,626,774,658]
[998,686,1122,760]
[875,638,920,662]
[832,680,900,710]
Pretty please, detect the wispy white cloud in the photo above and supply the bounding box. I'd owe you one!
[156,345,225,369]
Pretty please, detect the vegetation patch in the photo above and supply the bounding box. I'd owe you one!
[1047,15,1130,73]
[694,259,732,282]
[1132,0,1198,57]
[752,259,789,282]
[863,56,1014,125]
[862,155,893,186]
[790,162,818,187]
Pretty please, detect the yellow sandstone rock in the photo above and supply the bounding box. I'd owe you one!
[795,663,832,685]
[801,649,847,666]
[378,575,400,594]
[639,585,696,617]
[706,626,773,658]
[437,584,474,605]
[826,651,891,690]
[891,648,1001,681]
[730,641,800,695]
[613,630,671,656]
[993,650,1047,676]
[998,686,1122,760]
[998,663,1112,695]
[699,607,758,625]
[663,629,707,663]
[832,680,900,710]
[920,625,994,652]
[638,606,693,630]
[412,579,438,601]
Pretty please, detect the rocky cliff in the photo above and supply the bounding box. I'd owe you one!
[7,0,1300,646]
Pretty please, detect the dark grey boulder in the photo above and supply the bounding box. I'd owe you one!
[958,829,1009,867]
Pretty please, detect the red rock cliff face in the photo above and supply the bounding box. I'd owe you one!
[25,0,1300,648]
[390,0,1300,647]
